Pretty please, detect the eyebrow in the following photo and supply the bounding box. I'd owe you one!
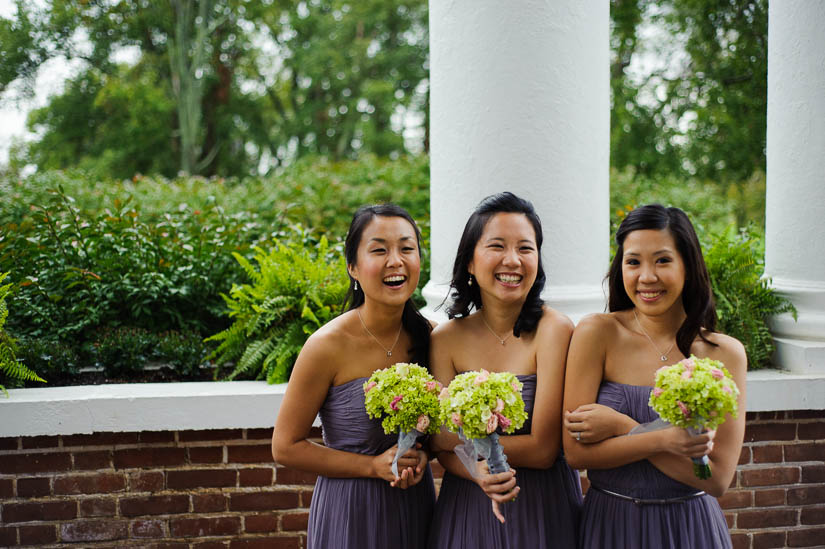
[368,236,415,243]
[485,237,535,244]
[624,248,674,257]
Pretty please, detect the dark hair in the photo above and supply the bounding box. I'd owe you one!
[607,204,717,356]
[343,204,432,367]
[445,192,545,337]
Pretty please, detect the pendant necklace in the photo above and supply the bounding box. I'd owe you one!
[357,309,402,357]
[480,312,512,346]
[633,308,676,362]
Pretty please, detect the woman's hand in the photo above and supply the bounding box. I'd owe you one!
[473,460,519,523]
[564,403,637,444]
[659,427,715,459]
[390,449,429,489]
[372,444,421,485]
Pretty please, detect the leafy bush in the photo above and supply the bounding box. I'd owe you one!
[704,227,796,369]
[207,232,349,383]
[0,272,46,394]
[15,337,79,383]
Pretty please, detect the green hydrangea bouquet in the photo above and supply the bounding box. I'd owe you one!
[363,362,441,476]
[439,369,528,476]
[649,355,740,479]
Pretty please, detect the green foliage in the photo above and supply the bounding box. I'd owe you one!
[0,272,46,395]
[704,226,796,370]
[206,233,349,383]
[92,327,156,378]
[14,336,78,383]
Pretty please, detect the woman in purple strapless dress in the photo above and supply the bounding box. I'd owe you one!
[428,193,582,548]
[562,205,747,549]
[272,205,435,549]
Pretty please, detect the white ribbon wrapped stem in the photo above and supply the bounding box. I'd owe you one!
[391,429,422,477]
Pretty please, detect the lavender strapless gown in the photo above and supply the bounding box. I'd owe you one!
[579,381,732,549]
[428,374,583,548]
[307,377,436,549]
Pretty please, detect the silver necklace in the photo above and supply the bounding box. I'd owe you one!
[357,309,402,357]
[633,309,676,362]
[480,312,512,346]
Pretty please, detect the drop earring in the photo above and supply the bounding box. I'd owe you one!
[354,280,358,291]
[468,275,473,286]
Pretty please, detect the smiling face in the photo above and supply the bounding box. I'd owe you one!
[468,212,538,305]
[621,228,686,316]
[348,215,421,307]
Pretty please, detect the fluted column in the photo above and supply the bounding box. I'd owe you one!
[765,1,825,373]
[424,0,610,323]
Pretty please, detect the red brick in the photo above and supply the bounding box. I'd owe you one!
[170,516,241,537]
[0,478,12,498]
[240,468,273,486]
[120,495,189,516]
[752,445,783,463]
[745,422,796,442]
[19,524,57,545]
[752,531,786,549]
[787,527,825,547]
[179,429,242,442]
[741,466,800,487]
[730,533,749,549]
[21,435,60,449]
[246,428,273,440]
[130,471,164,492]
[301,489,313,508]
[0,437,18,450]
[167,469,236,489]
[754,488,786,507]
[718,489,752,509]
[193,542,229,549]
[60,520,128,542]
[114,447,186,469]
[798,422,825,440]
[785,442,823,462]
[74,450,112,470]
[737,508,799,528]
[244,513,279,533]
[802,464,825,483]
[231,538,300,549]
[189,446,224,464]
[276,467,318,485]
[282,511,309,531]
[16,476,51,497]
[139,431,176,443]
[80,497,118,517]
[61,432,139,446]
[54,472,126,494]
[230,491,300,511]
[192,493,227,513]
[3,500,76,522]
[0,527,16,546]
[724,512,735,529]
[791,411,825,420]
[228,445,273,463]
[0,452,71,474]
[801,506,825,525]
[131,519,166,538]
[788,485,825,505]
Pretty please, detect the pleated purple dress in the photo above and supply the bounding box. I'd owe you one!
[428,375,583,549]
[579,381,732,549]
[307,377,436,549]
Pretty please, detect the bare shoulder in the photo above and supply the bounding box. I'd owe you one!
[536,306,574,338]
[699,331,748,373]
[573,312,617,337]
[431,316,465,341]
[292,312,352,377]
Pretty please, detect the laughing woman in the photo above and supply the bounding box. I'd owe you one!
[562,204,746,549]
[272,204,435,549]
[428,192,582,548]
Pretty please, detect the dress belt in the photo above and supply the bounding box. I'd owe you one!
[589,483,705,505]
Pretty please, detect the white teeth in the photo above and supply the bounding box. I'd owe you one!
[640,291,662,298]
[496,274,522,283]
[384,275,406,282]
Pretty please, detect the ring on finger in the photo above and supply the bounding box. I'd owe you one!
[575,432,581,441]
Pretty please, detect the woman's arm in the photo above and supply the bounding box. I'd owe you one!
[496,309,573,469]
[646,337,748,496]
[562,315,713,470]
[271,332,421,484]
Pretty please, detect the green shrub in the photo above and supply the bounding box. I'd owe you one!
[704,226,796,369]
[154,330,208,377]
[15,337,79,383]
[0,272,46,394]
[207,232,349,383]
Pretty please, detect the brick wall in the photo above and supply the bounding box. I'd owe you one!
[0,412,822,548]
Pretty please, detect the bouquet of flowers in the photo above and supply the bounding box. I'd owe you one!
[439,369,528,477]
[363,362,442,476]
[645,355,740,479]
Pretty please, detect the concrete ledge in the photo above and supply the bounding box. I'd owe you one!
[1,370,823,437]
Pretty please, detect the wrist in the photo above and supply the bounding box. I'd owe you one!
[616,414,639,437]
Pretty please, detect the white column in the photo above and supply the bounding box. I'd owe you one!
[424,0,610,323]
[765,2,825,374]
